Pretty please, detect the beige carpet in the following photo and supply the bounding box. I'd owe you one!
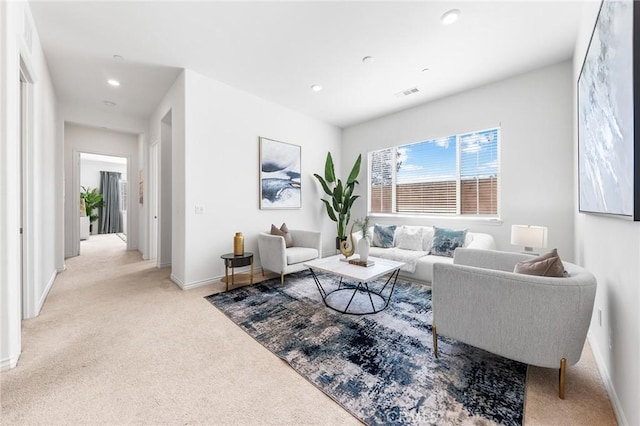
[1,234,617,425]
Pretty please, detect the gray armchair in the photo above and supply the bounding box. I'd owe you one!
[258,229,322,285]
[432,248,597,399]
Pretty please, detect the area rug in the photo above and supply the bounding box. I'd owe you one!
[205,271,526,425]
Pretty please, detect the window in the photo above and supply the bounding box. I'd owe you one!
[369,127,499,217]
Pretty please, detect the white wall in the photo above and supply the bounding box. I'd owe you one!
[147,71,185,278]
[343,61,575,258]
[64,124,139,256]
[177,69,342,288]
[80,157,127,191]
[0,1,60,369]
[574,4,640,425]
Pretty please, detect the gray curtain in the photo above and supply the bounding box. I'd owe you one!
[99,171,122,234]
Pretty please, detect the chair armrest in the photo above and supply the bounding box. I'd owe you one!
[258,232,286,273]
[432,262,596,368]
[290,230,322,256]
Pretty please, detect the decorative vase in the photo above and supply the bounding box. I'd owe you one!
[233,232,244,255]
[358,237,370,263]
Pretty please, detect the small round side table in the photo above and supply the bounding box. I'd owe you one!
[220,252,254,291]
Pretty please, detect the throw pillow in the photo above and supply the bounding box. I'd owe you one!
[372,224,396,248]
[514,249,565,277]
[430,227,468,257]
[421,226,434,251]
[395,226,424,251]
[271,223,293,248]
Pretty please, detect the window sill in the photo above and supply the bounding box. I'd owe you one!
[367,212,503,225]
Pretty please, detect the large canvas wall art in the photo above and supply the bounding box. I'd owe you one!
[578,0,639,220]
[259,137,301,209]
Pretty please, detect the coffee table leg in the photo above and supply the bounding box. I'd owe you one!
[250,257,254,284]
[344,281,363,313]
[363,282,376,312]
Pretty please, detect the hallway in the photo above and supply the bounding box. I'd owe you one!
[0,235,355,424]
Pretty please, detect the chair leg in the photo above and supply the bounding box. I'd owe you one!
[433,325,438,358]
[559,358,566,399]
[280,273,284,286]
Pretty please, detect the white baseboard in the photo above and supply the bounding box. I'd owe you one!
[36,270,58,315]
[158,261,171,268]
[173,264,262,291]
[0,354,19,371]
[170,273,185,289]
[179,276,223,290]
[56,264,66,273]
[587,333,627,425]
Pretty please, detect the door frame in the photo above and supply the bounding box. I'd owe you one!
[19,55,35,319]
[149,141,159,263]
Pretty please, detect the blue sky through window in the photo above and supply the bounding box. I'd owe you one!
[397,136,456,184]
[396,129,497,183]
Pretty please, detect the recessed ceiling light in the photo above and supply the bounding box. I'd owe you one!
[440,9,460,25]
[362,56,374,64]
[103,100,117,107]
[107,79,120,87]
[311,84,323,92]
[113,54,124,61]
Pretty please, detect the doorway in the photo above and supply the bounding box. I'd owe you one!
[79,153,128,253]
[158,110,172,268]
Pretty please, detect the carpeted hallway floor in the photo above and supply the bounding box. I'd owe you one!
[1,234,617,425]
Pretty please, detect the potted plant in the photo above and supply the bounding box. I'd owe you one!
[313,152,362,248]
[81,186,104,233]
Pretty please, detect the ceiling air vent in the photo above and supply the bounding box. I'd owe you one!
[395,87,419,98]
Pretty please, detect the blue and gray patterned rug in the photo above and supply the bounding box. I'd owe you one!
[206,271,526,425]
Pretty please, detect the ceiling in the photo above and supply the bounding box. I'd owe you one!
[29,1,587,133]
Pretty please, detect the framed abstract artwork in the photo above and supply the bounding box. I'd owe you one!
[259,137,301,209]
[578,0,640,220]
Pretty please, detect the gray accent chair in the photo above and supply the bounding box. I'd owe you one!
[258,230,322,285]
[432,248,597,399]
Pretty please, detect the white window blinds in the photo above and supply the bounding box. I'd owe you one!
[368,127,500,217]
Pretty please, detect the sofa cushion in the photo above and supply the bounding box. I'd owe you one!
[286,247,319,265]
[514,249,565,277]
[368,247,429,273]
[431,227,468,257]
[271,223,293,248]
[395,226,424,251]
[372,224,396,248]
[411,253,454,282]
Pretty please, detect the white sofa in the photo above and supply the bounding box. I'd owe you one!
[352,225,496,283]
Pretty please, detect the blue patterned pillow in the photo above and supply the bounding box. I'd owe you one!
[372,224,396,248]
[431,227,467,257]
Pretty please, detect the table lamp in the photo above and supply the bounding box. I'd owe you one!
[510,225,548,254]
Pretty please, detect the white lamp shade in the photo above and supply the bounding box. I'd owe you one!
[510,225,548,249]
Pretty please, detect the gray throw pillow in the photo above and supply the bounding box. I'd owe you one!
[514,248,565,277]
[372,224,396,248]
[271,223,293,248]
[431,227,467,257]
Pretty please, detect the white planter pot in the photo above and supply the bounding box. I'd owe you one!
[358,237,370,262]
